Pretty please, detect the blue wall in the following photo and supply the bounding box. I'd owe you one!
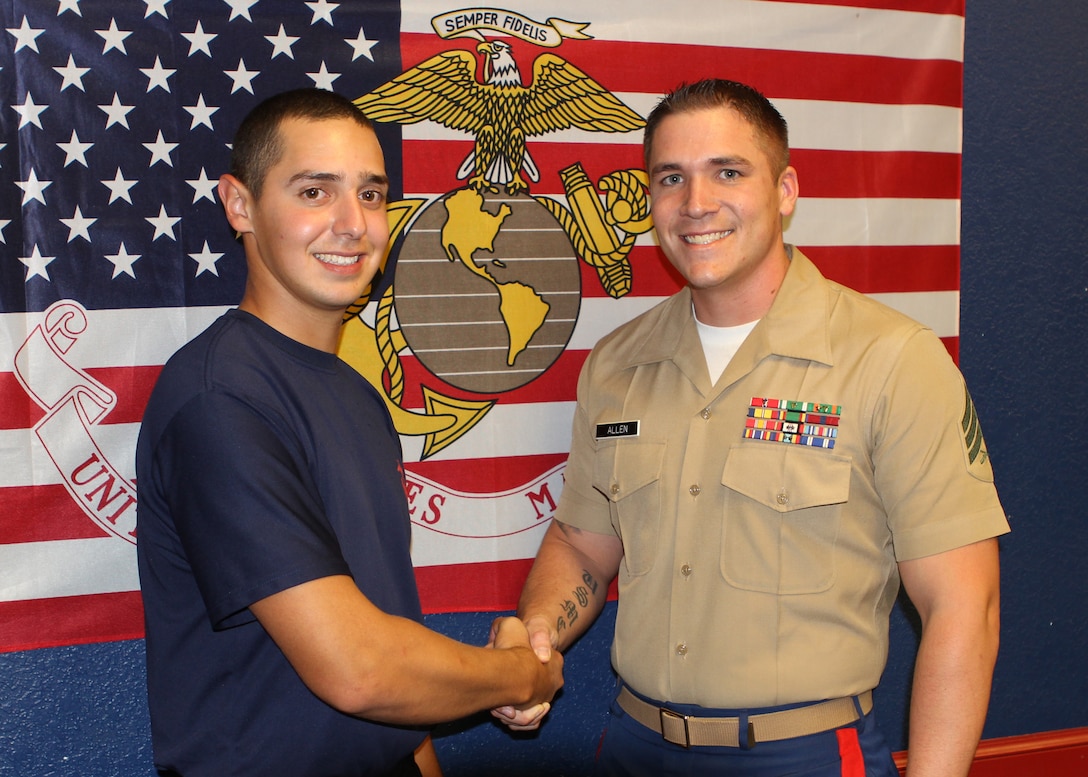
[2,1,1085,774]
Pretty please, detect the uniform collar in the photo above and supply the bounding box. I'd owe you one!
[619,248,834,393]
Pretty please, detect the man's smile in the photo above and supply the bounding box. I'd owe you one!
[682,229,733,246]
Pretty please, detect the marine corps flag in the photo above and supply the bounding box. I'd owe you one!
[0,0,966,653]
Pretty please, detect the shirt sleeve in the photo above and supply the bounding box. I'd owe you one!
[871,328,1010,561]
[155,390,351,629]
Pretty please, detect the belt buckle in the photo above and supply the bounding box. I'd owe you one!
[659,707,691,748]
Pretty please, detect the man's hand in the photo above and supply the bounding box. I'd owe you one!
[487,617,563,731]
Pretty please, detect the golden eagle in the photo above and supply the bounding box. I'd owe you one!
[355,40,645,194]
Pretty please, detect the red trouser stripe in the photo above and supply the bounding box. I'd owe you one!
[837,727,866,777]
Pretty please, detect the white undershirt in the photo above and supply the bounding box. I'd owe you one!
[694,311,759,384]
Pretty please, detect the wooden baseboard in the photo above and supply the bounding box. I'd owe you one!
[892,727,1088,775]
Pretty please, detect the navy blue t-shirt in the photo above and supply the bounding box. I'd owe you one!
[136,310,427,776]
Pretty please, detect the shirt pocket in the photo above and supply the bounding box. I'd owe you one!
[720,444,851,594]
[592,441,665,577]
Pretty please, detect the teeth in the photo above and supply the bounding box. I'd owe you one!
[683,231,731,245]
[316,253,359,266]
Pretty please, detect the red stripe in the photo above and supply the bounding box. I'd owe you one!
[0,485,113,545]
[408,452,568,494]
[400,35,963,108]
[0,365,159,430]
[765,0,963,14]
[415,558,533,614]
[804,245,959,293]
[0,591,144,654]
[789,150,961,200]
[0,373,40,430]
[836,726,867,777]
[403,142,961,201]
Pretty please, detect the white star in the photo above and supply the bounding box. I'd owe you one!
[306,0,338,26]
[182,21,216,57]
[57,0,83,16]
[140,56,176,93]
[346,27,378,62]
[13,92,48,129]
[105,242,141,279]
[190,241,225,277]
[143,131,179,167]
[184,94,219,130]
[20,245,56,281]
[147,205,181,241]
[99,93,135,129]
[307,62,340,91]
[61,205,97,243]
[187,167,219,203]
[6,16,45,54]
[266,23,299,59]
[16,169,52,206]
[225,58,259,94]
[54,54,91,91]
[58,130,94,167]
[96,18,132,55]
[0,219,11,244]
[143,0,170,19]
[102,168,137,204]
[224,0,259,23]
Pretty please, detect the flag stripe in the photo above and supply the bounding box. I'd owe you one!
[0,485,110,545]
[0,591,145,653]
[403,142,962,200]
[398,97,963,153]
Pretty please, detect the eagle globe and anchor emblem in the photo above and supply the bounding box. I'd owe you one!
[338,10,653,477]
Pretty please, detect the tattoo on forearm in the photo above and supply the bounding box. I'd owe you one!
[556,568,600,637]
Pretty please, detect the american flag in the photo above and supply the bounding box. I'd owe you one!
[0,0,965,653]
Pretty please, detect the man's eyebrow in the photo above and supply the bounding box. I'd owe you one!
[365,172,390,188]
[288,170,340,185]
[651,155,754,176]
[708,155,753,168]
[287,170,389,187]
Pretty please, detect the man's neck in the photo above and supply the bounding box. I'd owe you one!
[690,247,791,327]
[237,297,344,354]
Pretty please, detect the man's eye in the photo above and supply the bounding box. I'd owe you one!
[302,187,323,199]
[662,174,682,186]
[361,190,385,204]
[721,169,740,180]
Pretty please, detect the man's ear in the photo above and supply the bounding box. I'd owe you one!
[778,165,799,218]
[217,174,254,234]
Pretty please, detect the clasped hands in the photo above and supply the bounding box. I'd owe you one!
[486,615,562,731]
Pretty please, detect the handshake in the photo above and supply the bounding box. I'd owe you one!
[486,615,563,731]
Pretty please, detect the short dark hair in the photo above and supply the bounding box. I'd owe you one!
[230,88,375,198]
[643,79,790,175]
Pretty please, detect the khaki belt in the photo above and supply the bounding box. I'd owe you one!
[617,686,873,748]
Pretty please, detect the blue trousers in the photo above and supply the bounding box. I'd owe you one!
[592,688,900,777]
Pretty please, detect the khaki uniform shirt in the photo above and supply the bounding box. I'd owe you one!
[558,249,1009,708]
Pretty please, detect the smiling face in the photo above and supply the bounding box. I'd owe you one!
[219,115,390,350]
[648,105,798,326]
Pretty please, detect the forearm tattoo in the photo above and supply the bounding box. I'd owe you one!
[555,569,599,639]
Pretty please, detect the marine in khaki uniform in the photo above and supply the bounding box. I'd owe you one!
[495,79,1009,777]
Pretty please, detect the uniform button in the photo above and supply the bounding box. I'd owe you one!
[611,483,620,496]
[680,564,693,577]
[688,484,701,497]
[676,642,688,656]
[776,489,789,506]
[701,408,712,420]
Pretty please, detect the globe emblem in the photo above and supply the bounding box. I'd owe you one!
[393,188,582,394]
